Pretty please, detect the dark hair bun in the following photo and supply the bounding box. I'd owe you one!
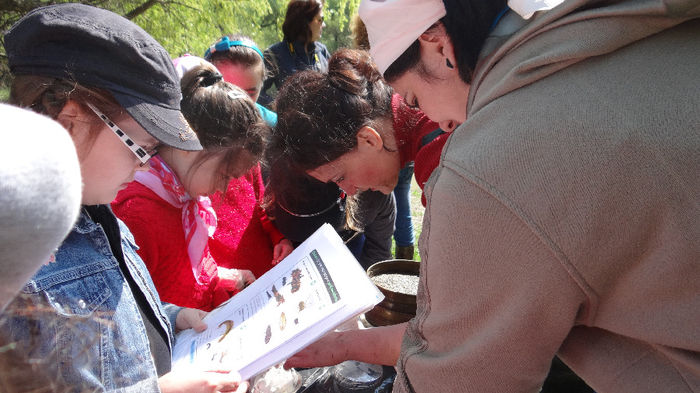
[327,49,385,97]
[272,49,392,172]
[179,63,269,155]
[181,64,224,98]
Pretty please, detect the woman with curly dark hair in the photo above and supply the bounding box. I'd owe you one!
[265,49,446,271]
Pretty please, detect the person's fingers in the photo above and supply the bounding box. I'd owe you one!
[284,356,309,369]
[211,371,246,392]
[237,381,250,392]
[192,319,208,332]
[283,357,297,369]
[283,350,315,368]
[240,271,255,288]
[273,246,282,260]
[189,309,208,332]
[228,381,249,393]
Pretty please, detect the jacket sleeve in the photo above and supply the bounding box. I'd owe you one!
[161,302,182,335]
[356,191,396,268]
[260,212,286,246]
[394,165,587,393]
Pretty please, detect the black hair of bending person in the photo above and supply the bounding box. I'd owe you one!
[383,0,507,84]
[272,48,393,172]
[179,63,270,176]
[283,0,324,44]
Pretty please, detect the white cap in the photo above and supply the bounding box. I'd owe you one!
[359,0,446,74]
[0,104,82,311]
[508,0,566,19]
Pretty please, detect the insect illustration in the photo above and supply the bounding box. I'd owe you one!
[264,325,272,344]
[271,285,285,305]
[217,320,234,343]
[280,312,287,331]
[290,268,303,293]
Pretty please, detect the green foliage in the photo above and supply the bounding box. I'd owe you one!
[133,0,283,58]
[134,0,360,58]
[321,0,360,51]
[0,0,361,91]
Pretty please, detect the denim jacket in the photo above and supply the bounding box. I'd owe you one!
[2,208,179,392]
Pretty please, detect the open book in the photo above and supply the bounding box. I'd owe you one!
[172,223,384,380]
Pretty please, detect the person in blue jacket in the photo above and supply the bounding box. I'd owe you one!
[258,0,331,108]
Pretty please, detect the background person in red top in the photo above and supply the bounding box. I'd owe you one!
[113,62,269,311]
[203,36,294,278]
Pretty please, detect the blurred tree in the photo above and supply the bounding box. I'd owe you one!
[321,0,359,52]
[134,0,283,58]
[0,0,361,95]
[135,0,360,58]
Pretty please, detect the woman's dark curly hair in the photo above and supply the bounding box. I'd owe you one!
[265,49,392,231]
[271,48,393,173]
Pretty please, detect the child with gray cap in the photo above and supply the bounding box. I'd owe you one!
[1,4,247,392]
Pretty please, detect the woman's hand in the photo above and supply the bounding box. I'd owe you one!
[217,267,256,292]
[159,369,248,393]
[284,330,349,369]
[175,308,208,333]
[284,323,407,369]
[272,239,294,265]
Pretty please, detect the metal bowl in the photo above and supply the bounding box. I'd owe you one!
[365,259,419,326]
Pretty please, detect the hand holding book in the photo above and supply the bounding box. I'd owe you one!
[172,224,384,380]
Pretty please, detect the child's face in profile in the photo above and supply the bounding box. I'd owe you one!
[69,103,157,205]
[215,60,264,103]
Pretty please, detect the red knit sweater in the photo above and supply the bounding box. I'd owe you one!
[392,94,449,206]
[208,164,285,278]
[112,182,230,311]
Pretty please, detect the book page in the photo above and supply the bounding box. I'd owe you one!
[172,224,384,380]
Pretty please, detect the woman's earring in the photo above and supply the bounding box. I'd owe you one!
[446,58,454,69]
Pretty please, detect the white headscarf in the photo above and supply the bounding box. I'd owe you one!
[508,0,566,19]
[358,0,566,74]
[359,0,446,74]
